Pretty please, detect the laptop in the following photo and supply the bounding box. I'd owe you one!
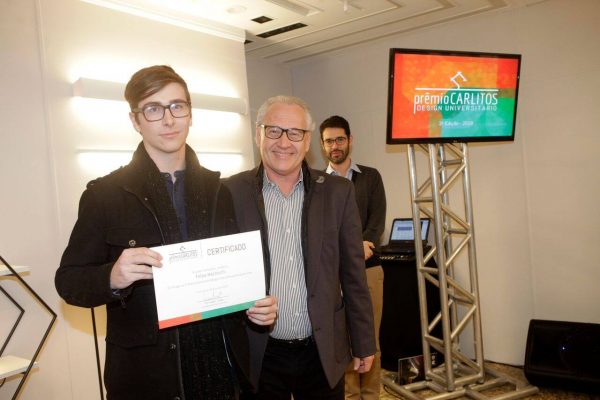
[383,218,430,254]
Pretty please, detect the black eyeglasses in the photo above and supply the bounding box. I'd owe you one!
[322,136,348,146]
[259,124,309,142]
[133,101,191,122]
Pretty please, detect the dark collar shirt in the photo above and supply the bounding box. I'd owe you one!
[326,159,361,180]
[162,170,188,241]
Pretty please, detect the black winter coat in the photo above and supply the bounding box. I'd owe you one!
[56,143,249,399]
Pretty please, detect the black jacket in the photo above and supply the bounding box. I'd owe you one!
[224,162,375,389]
[351,164,386,268]
[56,143,249,399]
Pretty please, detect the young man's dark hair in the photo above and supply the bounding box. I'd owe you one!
[124,65,191,120]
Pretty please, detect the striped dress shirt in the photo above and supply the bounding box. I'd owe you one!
[262,171,312,340]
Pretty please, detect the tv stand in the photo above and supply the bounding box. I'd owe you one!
[382,143,538,399]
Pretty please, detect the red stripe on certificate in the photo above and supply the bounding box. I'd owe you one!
[158,313,203,329]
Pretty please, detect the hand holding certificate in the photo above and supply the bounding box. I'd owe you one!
[152,230,265,329]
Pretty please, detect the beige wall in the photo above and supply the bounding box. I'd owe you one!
[245,59,293,165]
[1,0,599,398]
[0,0,253,399]
[0,1,67,399]
[249,0,599,365]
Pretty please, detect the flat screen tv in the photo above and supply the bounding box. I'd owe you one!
[386,48,521,144]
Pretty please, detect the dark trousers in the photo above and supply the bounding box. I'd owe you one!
[244,336,344,400]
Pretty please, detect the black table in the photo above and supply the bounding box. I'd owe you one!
[379,250,441,371]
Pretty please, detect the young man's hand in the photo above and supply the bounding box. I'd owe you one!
[110,248,162,289]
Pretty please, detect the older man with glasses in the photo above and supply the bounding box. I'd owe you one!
[224,95,376,400]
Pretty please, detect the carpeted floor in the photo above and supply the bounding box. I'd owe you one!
[379,362,599,399]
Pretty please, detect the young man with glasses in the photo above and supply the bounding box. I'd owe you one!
[224,95,376,399]
[56,65,277,400]
[320,115,387,400]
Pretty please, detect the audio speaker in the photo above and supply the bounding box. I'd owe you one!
[524,319,600,393]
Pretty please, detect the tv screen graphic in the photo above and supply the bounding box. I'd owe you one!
[386,48,521,144]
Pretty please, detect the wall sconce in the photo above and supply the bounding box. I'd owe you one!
[77,150,244,178]
[72,77,247,115]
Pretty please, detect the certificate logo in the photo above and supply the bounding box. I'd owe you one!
[169,245,200,263]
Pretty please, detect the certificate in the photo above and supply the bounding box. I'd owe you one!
[152,230,265,329]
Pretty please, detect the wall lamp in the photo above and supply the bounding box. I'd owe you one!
[73,77,247,115]
[77,150,244,178]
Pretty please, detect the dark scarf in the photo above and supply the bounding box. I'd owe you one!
[137,144,236,399]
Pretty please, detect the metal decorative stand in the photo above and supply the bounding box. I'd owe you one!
[0,255,56,400]
[382,143,538,399]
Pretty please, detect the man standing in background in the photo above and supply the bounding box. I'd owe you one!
[320,115,387,400]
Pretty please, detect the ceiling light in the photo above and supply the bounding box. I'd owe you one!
[264,0,310,16]
[226,5,246,14]
[252,16,273,24]
[257,23,307,39]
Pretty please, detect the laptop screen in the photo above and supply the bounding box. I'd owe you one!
[389,218,430,243]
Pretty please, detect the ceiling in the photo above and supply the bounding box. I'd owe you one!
[83,0,546,64]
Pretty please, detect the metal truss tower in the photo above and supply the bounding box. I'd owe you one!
[382,143,538,400]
